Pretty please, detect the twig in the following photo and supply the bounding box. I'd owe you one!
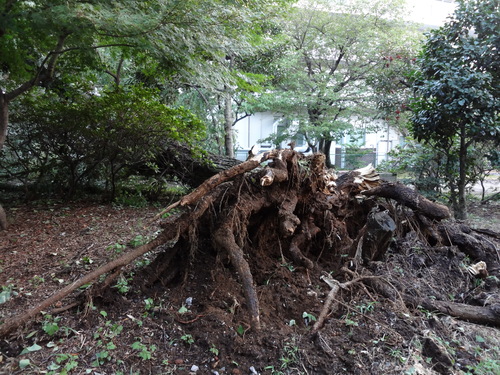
[312,270,381,333]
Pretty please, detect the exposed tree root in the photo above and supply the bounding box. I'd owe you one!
[367,277,500,327]
[0,230,175,337]
[361,182,450,220]
[312,270,380,333]
[2,149,498,339]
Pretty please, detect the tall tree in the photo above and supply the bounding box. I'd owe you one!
[260,0,417,166]
[411,0,500,219]
[0,0,292,227]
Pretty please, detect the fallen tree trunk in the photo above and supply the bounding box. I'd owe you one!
[142,141,241,187]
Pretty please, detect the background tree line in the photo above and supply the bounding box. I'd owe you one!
[0,0,498,221]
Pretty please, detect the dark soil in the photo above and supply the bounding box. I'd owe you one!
[1,199,500,375]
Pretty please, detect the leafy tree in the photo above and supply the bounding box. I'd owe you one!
[256,0,419,166]
[411,0,500,219]
[0,0,295,226]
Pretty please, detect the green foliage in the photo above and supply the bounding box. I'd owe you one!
[42,314,61,336]
[131,340,157,360]
[412,0,499,144]
[257,0,420,160]
[410,0,500,218]
[180,334,194,345]
[3,86,204,198]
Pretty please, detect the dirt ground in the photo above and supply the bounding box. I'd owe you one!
[0,192,500,374]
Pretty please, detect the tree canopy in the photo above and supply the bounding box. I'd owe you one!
[249,0,421,166]
[411,0,500,219]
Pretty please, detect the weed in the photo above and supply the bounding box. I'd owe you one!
[131,339,157,360]
[355,301,378,314]
[129,234,147,247]
[0,284,18,304]
[281,262,295,272]
[106,242,126,254]
[302,311,317,326]
[280,342,300,370]
[264,365,284,375]
[343,318,359,327]
[29,275,45,287]
[209,344,219,356]
[389,348,407,364]
[466,357,500,375]
[41,313,61,336]
[144,297,155,311]
[47,353,79,375]
[113,274,132,294]
[181,334,195,345]
[236,325,245,336]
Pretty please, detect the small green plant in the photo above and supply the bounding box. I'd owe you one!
[209,344,219,356]
[113,274,132,294]
[131,340,157,360]
[181,334,194,345]
[389,348,407,364]
[106,242,126,254]
[42,314,61,336]
[281,262,295,272]
[0,284,17,304]
[302,311,317,326]
[178,305,190,314]
[236,325,245,336]
[355,301,378,314]
[344,318,359,327]
[29,275,45,286]
[47,353,79,375]
[92,348,112,366]
[129,235,147,247]
[264,365,284,375]
[280,342,300,370]
[144,297,155,311]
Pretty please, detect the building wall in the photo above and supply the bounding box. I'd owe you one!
[233,112,404,168]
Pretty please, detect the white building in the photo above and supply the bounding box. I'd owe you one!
[233,0,457,166]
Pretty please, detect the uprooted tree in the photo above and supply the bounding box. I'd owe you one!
[1,149,499,337]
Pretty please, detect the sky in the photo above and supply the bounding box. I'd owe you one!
[404,0,457,27]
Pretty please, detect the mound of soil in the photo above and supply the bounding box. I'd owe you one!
[1,177,500,374]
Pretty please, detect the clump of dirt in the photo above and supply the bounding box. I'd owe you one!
[1,171,500,374]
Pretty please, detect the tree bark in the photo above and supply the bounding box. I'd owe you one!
[0,92,8,151]
[1,91,10,230]
[320,139,333,168]
[361,182,450,220]
[368,278,500,327]
[456,123,468,220]
[0,228,177,338]
[224,90,235,158]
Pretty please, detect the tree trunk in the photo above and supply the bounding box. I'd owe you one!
[319,139,333,168]
[224,91,235,158]
[0,93,9,230]
[0,92,8,151]
[152,141,241,187]
[456,123,468,220]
